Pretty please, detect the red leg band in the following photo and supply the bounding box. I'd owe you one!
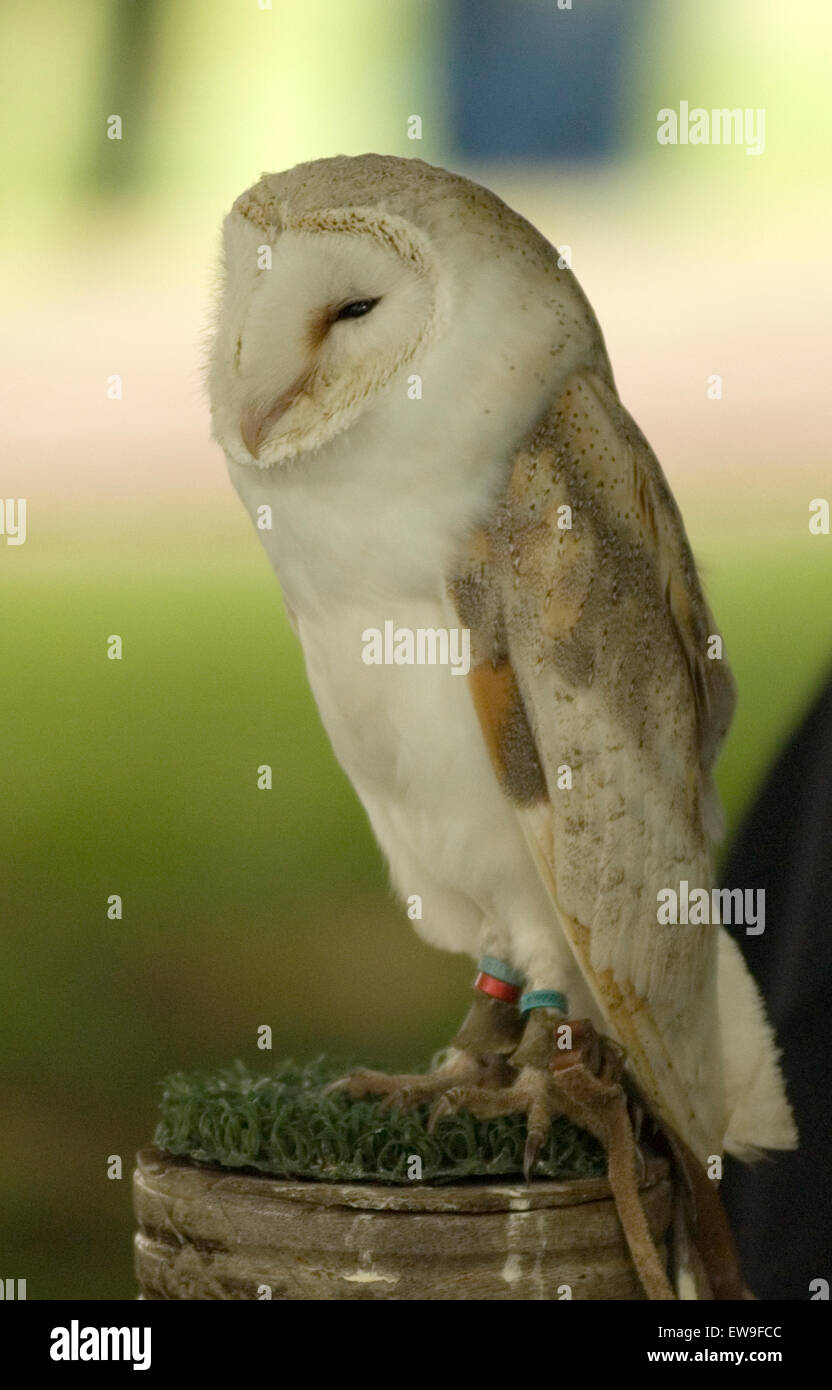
[474,972,521,1005]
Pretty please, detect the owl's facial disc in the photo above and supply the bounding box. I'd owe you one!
[238,290,385,458]
[211,209,445,467]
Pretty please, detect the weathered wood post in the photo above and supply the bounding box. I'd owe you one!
[133,1147,672,1300]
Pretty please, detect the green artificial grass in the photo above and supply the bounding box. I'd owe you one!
[155,1058,607,1184]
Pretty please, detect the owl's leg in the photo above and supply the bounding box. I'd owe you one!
[325,947,525,1109]
[429,1004,675,1301]
[428,1007,626,1172]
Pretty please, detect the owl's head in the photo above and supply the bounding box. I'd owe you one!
[209,155,603,469]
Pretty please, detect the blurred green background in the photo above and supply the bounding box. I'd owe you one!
[2,0,830,1298]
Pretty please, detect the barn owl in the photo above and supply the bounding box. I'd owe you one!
[208,154,796,1298]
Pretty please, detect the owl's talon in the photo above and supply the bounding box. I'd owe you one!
[322,1067,401,1101]
[325,1054,514,1113]
[523,1128,546,1183]
[321,1076,350,1096]
[379,1087,417,1114]
[427,1090,460,1132]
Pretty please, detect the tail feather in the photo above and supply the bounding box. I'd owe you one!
[717,930,798,1157]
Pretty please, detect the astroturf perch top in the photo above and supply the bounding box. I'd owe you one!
[155,1058,606,1184]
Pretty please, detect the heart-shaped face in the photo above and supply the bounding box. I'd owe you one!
[210,201,444,468]
[208,154,593,474]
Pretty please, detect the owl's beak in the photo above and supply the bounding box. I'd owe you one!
[240,371,312,459]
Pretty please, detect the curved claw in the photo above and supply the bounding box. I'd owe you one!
[523,1127,546,1183]
[427,1089,462,1133]
[379,1090,408,1114]
[322,1077,351,1096]
[322,1068,399,1102]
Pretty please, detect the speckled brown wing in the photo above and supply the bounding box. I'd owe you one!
[448,370,736,1163]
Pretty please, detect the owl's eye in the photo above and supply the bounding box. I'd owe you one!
[333,297,381,321]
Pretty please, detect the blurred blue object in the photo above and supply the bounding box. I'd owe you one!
[446,0,648,160]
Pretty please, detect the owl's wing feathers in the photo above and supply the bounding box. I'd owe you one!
[450,370,792,1164]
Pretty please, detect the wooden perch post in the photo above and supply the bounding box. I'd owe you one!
[134,1147,672,1300]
